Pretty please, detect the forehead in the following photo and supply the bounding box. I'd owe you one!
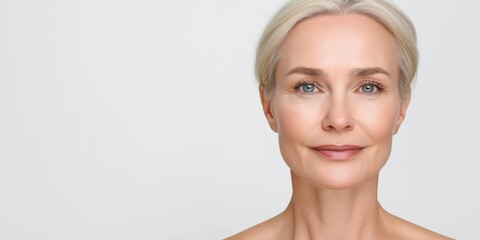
[278,14,398,77]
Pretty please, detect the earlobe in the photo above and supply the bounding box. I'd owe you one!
[259,84,278,132]
[394,86,411,135]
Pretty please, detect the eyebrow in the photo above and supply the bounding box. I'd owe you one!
[286,67,326,77]
[286,66,391,78]
[352,67,391,78]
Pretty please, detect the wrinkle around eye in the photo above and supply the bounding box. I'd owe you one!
[354,80,385,96]
[294,81,323,95]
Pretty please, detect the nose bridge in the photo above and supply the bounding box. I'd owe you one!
[322,90,353,131]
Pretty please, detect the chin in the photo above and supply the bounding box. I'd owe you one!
[314,174,364,190]
[295,164,376,191]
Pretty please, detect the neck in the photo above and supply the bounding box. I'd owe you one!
[284,172,387,240]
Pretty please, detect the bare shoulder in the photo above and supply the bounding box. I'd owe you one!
[224,210,292,240]
[224,220,272,240]
[382,211,453,240]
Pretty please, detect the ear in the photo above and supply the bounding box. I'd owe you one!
[259,84,278,132]
[393,86,411,135]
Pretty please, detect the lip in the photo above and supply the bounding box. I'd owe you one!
[312,145,364,160]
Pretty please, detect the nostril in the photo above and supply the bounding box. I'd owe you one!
[323,116,354,132]
[327,124,352,131]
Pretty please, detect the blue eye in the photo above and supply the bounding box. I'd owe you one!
[361,83,377,93]
[301,83,316,93]
[358,81,384,95]
[294,81,323,95]
[295,81,320,94]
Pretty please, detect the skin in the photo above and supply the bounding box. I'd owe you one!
[226,14,452,240]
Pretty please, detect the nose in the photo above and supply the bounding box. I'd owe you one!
[321,94,354,132]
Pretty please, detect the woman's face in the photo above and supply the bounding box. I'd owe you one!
[260,14,410,190]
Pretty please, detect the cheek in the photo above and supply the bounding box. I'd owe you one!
[272,98,323,168]
[352,98,400,172]
[353,99,400,141]
[274,98,321,143]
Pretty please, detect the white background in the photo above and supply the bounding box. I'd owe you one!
[0,0,479,239]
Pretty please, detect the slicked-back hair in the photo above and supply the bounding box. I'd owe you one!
[256,0,418,100]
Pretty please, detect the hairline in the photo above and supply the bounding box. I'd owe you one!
[270,12,403,97]
[258,1,417,101]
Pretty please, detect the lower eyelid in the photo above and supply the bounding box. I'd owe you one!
[294,82,321,92]
[354,82,385,95]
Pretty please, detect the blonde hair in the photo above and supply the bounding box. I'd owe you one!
[255,0,418,100]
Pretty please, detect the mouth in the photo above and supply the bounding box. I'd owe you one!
[311,145,364,160]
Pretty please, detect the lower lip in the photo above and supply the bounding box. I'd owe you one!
[313,148,362,160]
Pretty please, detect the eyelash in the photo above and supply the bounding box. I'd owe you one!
[294,81,322,95]
[293,80,385,95]
[357,80,385,95]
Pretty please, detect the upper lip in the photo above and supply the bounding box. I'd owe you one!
[312,145,364,151]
